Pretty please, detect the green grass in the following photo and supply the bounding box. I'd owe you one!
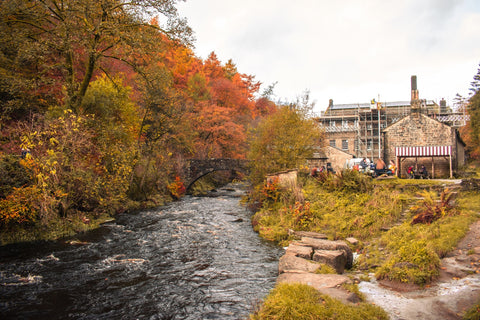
[251,172,480,286]
[252,175,413,245]
[250,283,388,320]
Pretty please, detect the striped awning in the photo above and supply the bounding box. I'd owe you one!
[395,146,452,157]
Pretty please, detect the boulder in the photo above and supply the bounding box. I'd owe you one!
[288,230,328,239]
[276,271,359,305]
[278,254,322,274]
[285,244,313,260]
[293,237,353,269]
[312,250,347,274]
[346,237,359,245]
[319,287,361,304]
[277,271,351,289]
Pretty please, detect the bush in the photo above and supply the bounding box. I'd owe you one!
[410,189,458,225]
[313,169,373,193]
[0,154,33,198]
[0,186,42,226]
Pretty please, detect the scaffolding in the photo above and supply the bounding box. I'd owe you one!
[317,102,413,160]
[314,99,466,161]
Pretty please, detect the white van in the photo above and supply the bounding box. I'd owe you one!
[344,158,372,173]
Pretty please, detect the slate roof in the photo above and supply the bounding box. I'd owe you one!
[328,100,437,110]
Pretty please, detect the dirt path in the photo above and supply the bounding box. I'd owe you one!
[359,220,480,319]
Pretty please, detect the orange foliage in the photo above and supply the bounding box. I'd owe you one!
[0,186,42,226]
[167,176,186,199]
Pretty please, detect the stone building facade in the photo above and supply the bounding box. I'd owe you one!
[314,76,469,175]
[306,146,354,173]
[383,113,466,178]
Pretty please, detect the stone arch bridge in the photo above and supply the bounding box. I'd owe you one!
[184,158,251,191]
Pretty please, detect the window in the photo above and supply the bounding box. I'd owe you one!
[354,140,359,151]
[329,140,336,147]
[367,139,372,150]
[342,140,348,150]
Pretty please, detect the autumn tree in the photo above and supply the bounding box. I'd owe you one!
[461,64,480,159]
[247,95,324,185]
[0,0,193,114]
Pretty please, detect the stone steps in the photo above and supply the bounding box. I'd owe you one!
[276,231,361,304]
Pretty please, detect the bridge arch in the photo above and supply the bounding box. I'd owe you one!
[185,159,251,192]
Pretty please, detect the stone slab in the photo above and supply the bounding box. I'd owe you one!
[277,271,351,289]
[312,249,347,274]
[279,254,321,274]
[285,244,313,260]
[293,237,353,269]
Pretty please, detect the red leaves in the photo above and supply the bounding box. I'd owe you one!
[410,189,457,225]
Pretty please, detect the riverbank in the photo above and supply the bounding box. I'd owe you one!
[249,174,480,319]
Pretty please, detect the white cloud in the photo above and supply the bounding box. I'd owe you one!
[178,0,480,112]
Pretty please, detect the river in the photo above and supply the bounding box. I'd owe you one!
[0,184,283,320]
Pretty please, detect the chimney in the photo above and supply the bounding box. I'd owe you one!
[410,75,420,112]
[440,98,447,113]
[411,75,419,101]
[328,99,333,108]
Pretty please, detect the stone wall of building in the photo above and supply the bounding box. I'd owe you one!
[306,146,354,173]
[326,146,354,173]
[383,113,460,178]
[327,131,356,155]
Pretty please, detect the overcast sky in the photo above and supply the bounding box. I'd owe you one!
[177,0,480,113]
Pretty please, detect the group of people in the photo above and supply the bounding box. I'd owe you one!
[357,157,396,177]
[407,164,429,179]
[310,163,334,177]
[312,158,429,179]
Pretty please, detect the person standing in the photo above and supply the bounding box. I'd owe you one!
[375,158,386,177]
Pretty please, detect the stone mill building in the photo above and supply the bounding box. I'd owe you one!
[314,76,468,178]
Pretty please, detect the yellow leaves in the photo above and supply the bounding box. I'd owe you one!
[49,137,59,146]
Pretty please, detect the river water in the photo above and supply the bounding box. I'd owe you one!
[0,185,283,320]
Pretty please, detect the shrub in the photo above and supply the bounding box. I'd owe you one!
[0,154,33,198]
[0,186,42,226]
[318,169,373,193]
[410,189,457,225]
[167,176,186,199]
[262,177,281,203]
[291,201,312,230]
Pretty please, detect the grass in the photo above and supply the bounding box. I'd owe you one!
[249,171,480,319]
[251,170,480,286]
[250,283,388,320]
[251,174,412,246]
[0,211,116,245]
